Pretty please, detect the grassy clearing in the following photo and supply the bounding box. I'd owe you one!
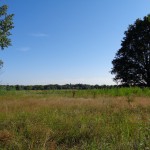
[0,88,150,149]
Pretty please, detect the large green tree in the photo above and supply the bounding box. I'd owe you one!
[0,4,14,68]
[111,15,150,87]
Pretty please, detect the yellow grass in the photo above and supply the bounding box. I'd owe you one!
[0,91,150,149]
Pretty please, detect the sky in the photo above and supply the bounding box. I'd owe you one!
[0,0,150,85]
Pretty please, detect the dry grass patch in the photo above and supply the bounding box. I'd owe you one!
[0,130,12,144]
[0,90,150,149]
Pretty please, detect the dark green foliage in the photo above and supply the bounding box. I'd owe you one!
[0,5,14,49]
[111,15,150,87]
[0,84,118,91]
[0,4,14,67]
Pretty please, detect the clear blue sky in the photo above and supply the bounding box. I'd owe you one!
[1,0,150,85]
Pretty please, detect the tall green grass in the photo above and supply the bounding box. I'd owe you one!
[1,87,150,98]
[38,87,150,97]
[0,88,150,149]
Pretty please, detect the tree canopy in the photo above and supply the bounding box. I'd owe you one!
[111,15,150,87]
[0,4,14,67]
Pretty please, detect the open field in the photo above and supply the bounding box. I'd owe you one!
[0,88,150,150]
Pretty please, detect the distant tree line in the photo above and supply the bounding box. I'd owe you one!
[0,84,122,91]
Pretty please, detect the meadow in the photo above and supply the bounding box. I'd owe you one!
[0,88,150,150]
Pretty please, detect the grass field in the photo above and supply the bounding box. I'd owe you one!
[0,88,150,150]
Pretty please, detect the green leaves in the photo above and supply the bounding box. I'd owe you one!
[0,5,8,16]
[0,5,14,50]
[0,4,14,68]
[111,15,150,86]
[148,14,150,22]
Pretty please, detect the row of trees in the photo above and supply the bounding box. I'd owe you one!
[0,84,119,91]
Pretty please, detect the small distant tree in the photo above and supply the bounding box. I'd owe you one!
[0,4,14,68]
[111,15,150,87]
